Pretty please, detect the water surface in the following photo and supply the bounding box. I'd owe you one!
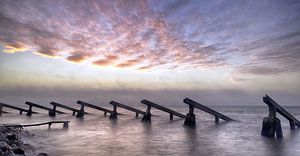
[1,106,300,156]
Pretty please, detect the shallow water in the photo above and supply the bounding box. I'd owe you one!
[1,106,300,156]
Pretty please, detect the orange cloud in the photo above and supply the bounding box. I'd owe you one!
[92,55,119,66]
[3,43,27,53]
[66,54,89,63]
[116,59,140,68]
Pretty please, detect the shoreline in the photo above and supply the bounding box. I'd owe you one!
[0,126,46,156]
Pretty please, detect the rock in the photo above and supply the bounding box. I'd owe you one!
[2,150,15,156]
[6,133,17,141]
[37,153,49,156]
[13,148,25,155]
[0,141,12,152]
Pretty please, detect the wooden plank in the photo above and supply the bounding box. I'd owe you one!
[263,95,300,126]
[141,99,185,118]
[183,98,234,121]
[0,103,38,113]
[77,101,114,114]
[110,101,146,115]
[0,110,10,114]
[1,121,70,128]
[50,102,79,112]
[25,102,65,114]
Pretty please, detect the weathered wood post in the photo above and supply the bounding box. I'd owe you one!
[170,113,174,120]
[215,116,219,124]
[184,105,196,127]
[261,105,282,138]
[26,105,32,116]
[290,121,296,130]
[0,104,2,116]
[76,104,85,118]
[49,105,56,117]
[109,105,118,119]
[63,122,69,128]
[142,105,151,122]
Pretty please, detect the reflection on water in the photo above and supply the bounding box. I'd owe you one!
[1,107,300,156]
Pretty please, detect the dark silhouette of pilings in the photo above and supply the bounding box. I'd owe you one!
[140,99,185,122]
[261,95,300,138]
[50,102,87,117]
[0,103,38,115]
[183,98,234,127]
[76,101,118,118]
[25,102,65,117]
[109,101,146,119]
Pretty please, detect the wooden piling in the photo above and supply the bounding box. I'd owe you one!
[142,105,152,122]
[25,102,65,117]
[261,95,300,138]
[76,101,118,118]
[109,101,146,119]
[0,103,38,115]
[50,102,86,118]
[183,98,234,127]
[141,99,185,122]
[183,105,196,127]
[109,105,118,119]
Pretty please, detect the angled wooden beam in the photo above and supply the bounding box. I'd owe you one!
[0,103,38,115]
[141,99,185,120]
[50,102,88,117]
[0,103,38,114]
[76,101,119,118]
[110,100,146,118]
[25,101,65,116]
[263,95,300,127]
[77,101,114,113]
[183,98,234,122]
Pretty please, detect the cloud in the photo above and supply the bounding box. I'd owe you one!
[92,55,119,66]
[0,0,300,74]
[116,59,140,68]
[66,54,89,63]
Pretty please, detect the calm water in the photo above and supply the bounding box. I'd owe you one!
[1,106,300,156]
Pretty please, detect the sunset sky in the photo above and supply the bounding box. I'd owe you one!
[1,0,300,106]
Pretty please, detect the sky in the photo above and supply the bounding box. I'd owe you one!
[0,0,300,106]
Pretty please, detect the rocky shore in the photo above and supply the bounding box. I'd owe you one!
[0,126,47,156]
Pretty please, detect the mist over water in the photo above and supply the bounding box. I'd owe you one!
[1,106,300,156]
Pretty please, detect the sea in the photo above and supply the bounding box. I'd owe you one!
[1,105,300,156]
